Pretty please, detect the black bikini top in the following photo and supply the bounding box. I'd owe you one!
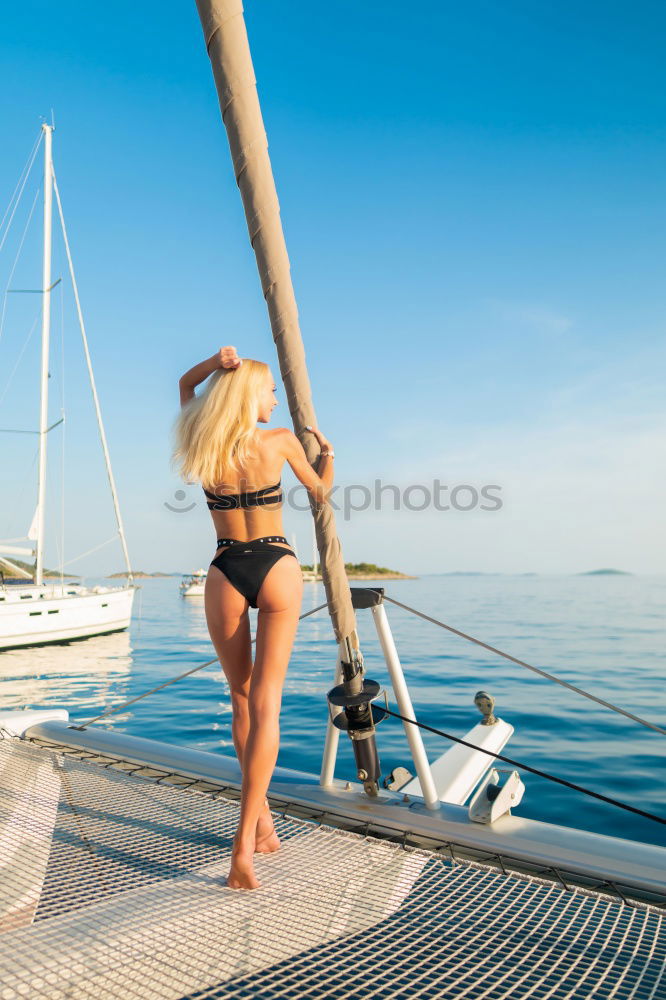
[203,480,283,511]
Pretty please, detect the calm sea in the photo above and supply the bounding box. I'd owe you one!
[2,573,665,848]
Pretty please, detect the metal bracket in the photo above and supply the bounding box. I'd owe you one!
[468,768,525,824]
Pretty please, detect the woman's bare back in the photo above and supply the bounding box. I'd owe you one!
[206,428,291,545]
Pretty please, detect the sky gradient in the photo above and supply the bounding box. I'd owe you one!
[1,0,664,576]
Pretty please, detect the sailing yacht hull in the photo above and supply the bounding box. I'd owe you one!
[0,585,135,651]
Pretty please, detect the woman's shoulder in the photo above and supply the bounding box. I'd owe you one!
[257,426,294,449]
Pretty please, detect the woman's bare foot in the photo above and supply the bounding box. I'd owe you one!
[255,798,280,854]
[228,830,261,890]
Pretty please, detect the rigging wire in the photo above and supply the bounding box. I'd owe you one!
[0,184,41,349]
[0,311,41,408]
[0,129,42,252]
[384,595,666,737]
[59,533,122,570]
[51,165,134,583]
[72,601,331,729]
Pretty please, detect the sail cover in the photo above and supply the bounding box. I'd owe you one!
[194,0,358,649]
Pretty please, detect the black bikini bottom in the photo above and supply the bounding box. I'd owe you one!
[209,536,297,608]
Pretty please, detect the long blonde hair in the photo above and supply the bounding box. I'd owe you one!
[171,359,270,490]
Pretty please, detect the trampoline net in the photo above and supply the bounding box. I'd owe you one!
[0,731,663,1000]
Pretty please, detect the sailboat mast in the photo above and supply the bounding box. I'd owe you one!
[35,124,53,587]
[195,0,358,649]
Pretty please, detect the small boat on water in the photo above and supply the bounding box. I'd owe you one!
[179,569,208,597]
[181,568,322,587]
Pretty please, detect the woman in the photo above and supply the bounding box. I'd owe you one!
[172,345,335,890]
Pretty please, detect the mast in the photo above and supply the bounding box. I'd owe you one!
[35,124,53,587]
[194,0,358,651]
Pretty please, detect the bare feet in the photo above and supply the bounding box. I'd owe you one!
[227,800,280,888]
[255,797,281,854]
[228,830,261,890]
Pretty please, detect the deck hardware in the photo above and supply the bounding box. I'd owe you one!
[327,635,388,796]
[468,767,525,824]
[383,765,413,792]
[474,690,497,725]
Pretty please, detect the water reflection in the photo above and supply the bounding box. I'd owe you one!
[1,630,133,713]
[180,598,211,642]
[302,580,325,643]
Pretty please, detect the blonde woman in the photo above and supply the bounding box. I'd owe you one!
[172,346,334,890]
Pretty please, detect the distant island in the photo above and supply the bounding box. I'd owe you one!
[301,562,415,580]
[104,567,631,580]
[577,568,632,576]
[0,557,177,581]
[0,557,79,580]
[105,563,416,580]
[440,571,491,576]
[2,558,631,582]
[107,571,175,578]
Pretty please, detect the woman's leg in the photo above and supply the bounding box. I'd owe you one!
[205,558,290,868]
[228,553,303,889]
[205,562,252,749]
[204,564,275,845]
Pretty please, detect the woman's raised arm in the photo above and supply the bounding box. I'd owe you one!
[179,346,242,406]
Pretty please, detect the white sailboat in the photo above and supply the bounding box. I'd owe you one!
[0,125,136,650]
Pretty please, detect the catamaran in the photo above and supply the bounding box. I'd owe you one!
[0,2,663,996]
[0,125,136,651]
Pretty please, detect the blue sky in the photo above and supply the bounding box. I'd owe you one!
[1,0,664,576]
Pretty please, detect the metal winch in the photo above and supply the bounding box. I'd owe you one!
[327,637,388,796]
